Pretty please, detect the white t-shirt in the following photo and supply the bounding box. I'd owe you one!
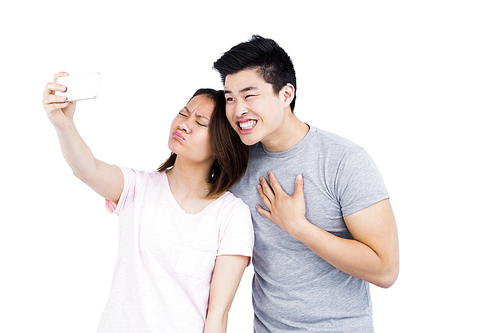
[97,166,254,333]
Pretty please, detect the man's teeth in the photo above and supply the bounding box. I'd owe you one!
[239,120,256,130]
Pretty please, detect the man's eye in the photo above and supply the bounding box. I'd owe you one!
[178,112,188,117]
[226,97,234,102]
[245,95,255,99]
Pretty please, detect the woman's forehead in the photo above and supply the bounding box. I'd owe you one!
[186,95,215,118]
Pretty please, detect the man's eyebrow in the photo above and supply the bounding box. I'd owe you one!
[240,86,258,94]
[224,86,258,95]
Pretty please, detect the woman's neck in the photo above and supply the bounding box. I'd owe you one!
[166,157,219,213]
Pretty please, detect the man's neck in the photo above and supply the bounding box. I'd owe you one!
[261,113,310,153]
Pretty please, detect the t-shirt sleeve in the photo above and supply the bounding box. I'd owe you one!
[217,199,254,259]
[335,146,389,217]
[105,166,136,216]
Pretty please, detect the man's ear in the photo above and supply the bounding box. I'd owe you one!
[280,83,295,108]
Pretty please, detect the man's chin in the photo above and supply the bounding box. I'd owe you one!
[239,134,260,147]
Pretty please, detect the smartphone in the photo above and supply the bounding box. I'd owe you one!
[55,72,100,102]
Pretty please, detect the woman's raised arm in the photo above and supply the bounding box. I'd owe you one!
[42,72,124,204]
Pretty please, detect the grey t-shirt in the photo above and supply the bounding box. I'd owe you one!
[230,126,389,333]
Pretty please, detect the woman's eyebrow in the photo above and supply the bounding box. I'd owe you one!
[184,106,209,121]
[197,114,210,121]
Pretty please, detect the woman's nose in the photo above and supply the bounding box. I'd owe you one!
[177,121,189,132]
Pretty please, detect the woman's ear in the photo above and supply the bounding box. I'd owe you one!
[280,83,295,109]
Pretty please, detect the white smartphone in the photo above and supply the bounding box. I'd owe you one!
[55,72,100,102]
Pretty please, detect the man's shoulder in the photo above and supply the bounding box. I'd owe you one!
[291,125,364,164]
[311,125,360,150]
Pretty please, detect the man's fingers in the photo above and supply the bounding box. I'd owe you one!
[268,171,284,194]
[260,176,275,198]
[293,174,304,197]
[256,204,272,219]
[257,184,272,209]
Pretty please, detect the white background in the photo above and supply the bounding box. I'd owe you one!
[1,1,499,332]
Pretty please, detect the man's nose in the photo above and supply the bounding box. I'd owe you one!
[234,101,248,117]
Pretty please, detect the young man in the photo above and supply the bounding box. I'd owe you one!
[213,35,399,332]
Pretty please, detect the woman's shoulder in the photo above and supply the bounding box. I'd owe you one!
[116,166,167,195]
[212,192,253,236]
[211,191,250,214]
[217,190,247,205]
[118,166,164,181]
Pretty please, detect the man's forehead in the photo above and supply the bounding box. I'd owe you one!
[224,85,259,95]
[224,69,267,93]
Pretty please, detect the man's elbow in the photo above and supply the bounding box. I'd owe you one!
[374,264,399,289]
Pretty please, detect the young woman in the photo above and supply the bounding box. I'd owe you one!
[42,72,254,333]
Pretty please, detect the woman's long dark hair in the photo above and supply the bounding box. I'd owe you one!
[158,89,249,196]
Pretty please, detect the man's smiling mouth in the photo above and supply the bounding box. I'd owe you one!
[238,120,257,130]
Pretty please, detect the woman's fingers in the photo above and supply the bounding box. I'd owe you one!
[44,94,67,103]
[42,72,77,129]
[53,71,69,82]
[42,89,68,112]
[43,82,66,98]
[43,72,68,98]
[46,102,70,112]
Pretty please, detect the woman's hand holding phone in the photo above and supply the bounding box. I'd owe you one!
[42,72,77,130]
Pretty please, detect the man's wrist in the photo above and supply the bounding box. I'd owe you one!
[288,217,312,240]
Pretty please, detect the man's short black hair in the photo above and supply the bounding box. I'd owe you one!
[213,35,297,112]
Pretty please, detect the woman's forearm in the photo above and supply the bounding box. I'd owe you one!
[203,255,250,333]
[55,121,124,203]
[203,310,228,333]
[55,121,99,182]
